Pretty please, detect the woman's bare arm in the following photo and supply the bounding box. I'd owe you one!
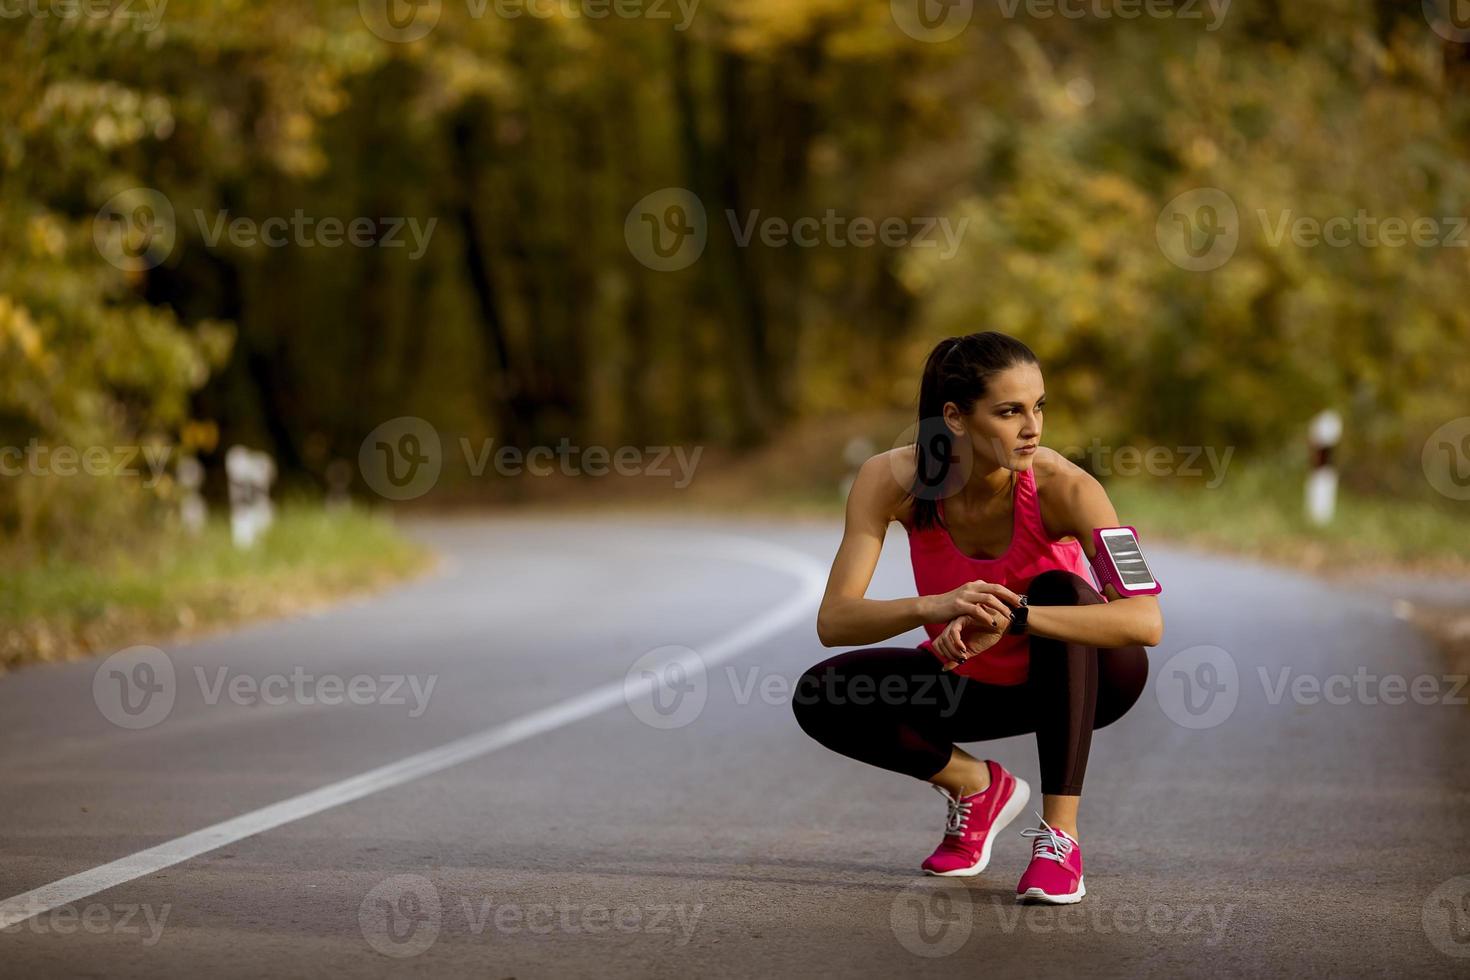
[815,454,933,647]
[1027,454,1165,648]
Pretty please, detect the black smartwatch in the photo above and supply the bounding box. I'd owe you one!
[1007,594,1030,635]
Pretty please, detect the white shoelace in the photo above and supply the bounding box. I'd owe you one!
[1019,813,1074,864]
[933,784,974,837]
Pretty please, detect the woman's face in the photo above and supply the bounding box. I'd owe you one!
[946,362,1046,471]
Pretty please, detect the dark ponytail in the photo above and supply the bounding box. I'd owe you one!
[909,331,1039,531]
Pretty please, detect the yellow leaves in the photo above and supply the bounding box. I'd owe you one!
[725,0,862,54]
[0,294,46,364]
[26,215,66,258]
[180,420,220,454]
[30,81,174,149]
[283,110,315,143]
[1186,136,1219,169]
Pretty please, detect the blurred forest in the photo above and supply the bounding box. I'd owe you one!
[3,0,1470,549]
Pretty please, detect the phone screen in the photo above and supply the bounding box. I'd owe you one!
[1100,529,1157,589]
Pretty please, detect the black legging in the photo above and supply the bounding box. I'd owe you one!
[792,569,1148,795]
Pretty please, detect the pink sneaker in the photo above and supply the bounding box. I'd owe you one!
[1015,816,1085,903]
[921,760,1030,877]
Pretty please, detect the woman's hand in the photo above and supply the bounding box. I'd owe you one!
[924,579,1022,626]
[932,613,1009,670]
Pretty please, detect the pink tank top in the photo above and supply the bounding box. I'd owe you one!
[905,466,1096,685]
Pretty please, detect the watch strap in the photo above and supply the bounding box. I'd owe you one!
[1007,594,1029,635]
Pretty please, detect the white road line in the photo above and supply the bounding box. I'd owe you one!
[0,533,829,930]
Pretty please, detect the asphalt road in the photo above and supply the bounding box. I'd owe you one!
[2,513,1469,977]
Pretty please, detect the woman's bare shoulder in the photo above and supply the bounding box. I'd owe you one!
[1031,445,1088,496]
[853,445,917,525]
[1032,446,1110,539]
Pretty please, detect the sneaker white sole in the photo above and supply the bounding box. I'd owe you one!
[923,776,1032,877]
[1017,877,1086,904]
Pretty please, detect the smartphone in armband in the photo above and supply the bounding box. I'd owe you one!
[1090,526,1162,598]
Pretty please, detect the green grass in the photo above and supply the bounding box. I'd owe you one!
[1106,463,1470,576]
[0,503,432,671]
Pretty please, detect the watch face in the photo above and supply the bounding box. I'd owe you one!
[1100,529,1156,589]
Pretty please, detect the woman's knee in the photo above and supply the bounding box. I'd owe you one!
[1094,645,1149,729]
[791,655,855,738]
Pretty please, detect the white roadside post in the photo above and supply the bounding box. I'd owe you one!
[1305,409,1342,527]
[325,458,352,510]
[176,456,207,535]
[225,446,276,548]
